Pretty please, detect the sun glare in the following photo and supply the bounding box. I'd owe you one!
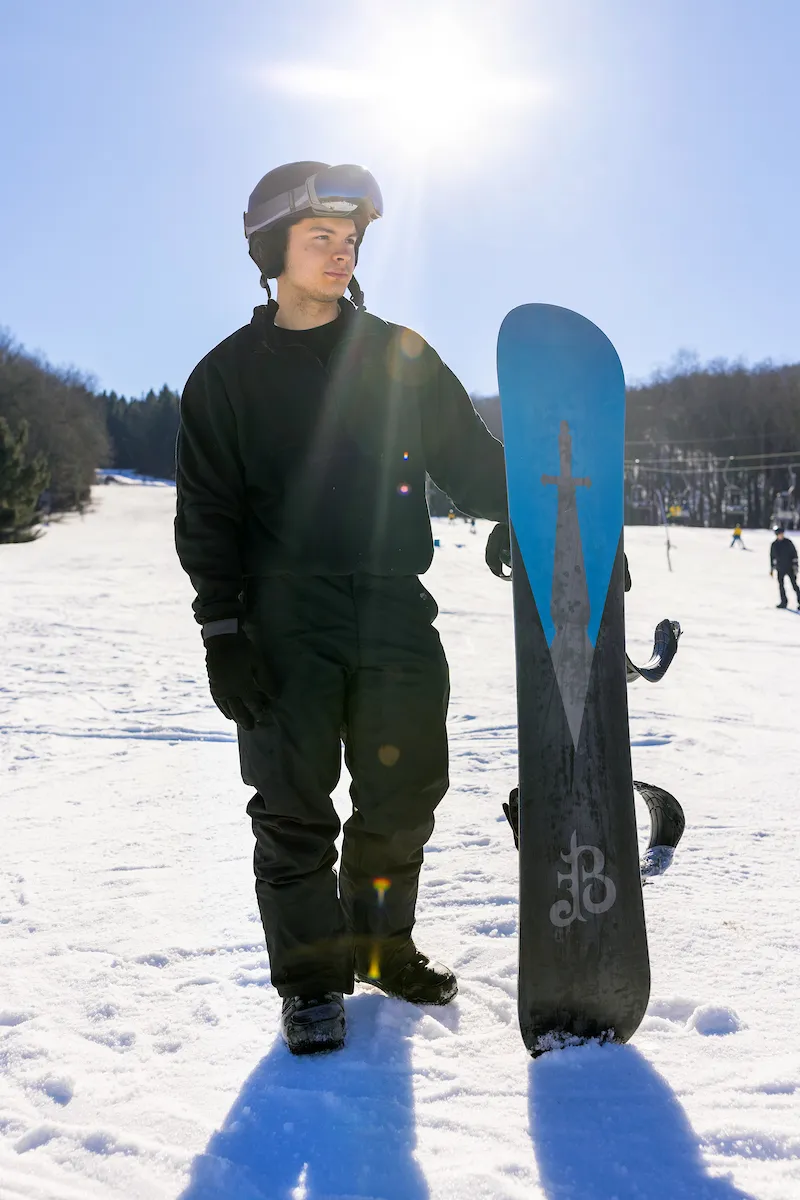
[266,14,542,159]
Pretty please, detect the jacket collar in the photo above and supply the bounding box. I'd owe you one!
[252,297,360,353]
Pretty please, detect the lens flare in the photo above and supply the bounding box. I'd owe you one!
[373,878,392,903]
[368,949,382,980]
[400,329,425,359]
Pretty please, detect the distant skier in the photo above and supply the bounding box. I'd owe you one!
[174,162,507,1055]
[729,523,745,549]
[770,526,800,608]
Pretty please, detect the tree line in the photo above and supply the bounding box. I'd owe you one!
[623,355,800,528]
[471,355,800,530]
[0,329,179,541]
[1,328,799,541]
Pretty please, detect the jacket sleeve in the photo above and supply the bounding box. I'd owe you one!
[174,358,246,624]
[420,349,507,522]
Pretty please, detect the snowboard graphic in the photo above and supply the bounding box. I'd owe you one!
[497,304,649,1056]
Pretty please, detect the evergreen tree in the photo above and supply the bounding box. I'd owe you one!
[0,417,50,542]
[103,385,180,479]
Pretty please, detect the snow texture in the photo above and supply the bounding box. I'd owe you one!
[1,486,798,1199]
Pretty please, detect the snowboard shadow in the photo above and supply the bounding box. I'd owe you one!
[179,992,429,1200]
[528,1043,756,1200]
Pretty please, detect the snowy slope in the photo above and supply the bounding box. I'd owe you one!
[1,486,798,1200]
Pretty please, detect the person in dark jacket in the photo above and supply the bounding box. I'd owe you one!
[174,161,507,1054]
[770,527,800,608]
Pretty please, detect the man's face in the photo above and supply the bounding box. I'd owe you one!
[280,216,357,301]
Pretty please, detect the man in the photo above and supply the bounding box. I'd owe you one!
[174,162,507,1054]
[769,526,800,609]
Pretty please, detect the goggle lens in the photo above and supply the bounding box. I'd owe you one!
[312,165,384,219]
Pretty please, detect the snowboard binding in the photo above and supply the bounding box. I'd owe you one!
[503,602,685,876]
[503,781,685,879]
[626,619,682,683]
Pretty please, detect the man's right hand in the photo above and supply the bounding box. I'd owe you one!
[203,623,272,731]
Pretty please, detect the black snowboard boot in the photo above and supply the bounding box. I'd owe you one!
[357,946,458,1006]
[281,993,345,1055]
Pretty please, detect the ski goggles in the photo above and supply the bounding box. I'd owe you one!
[243,164,383,239]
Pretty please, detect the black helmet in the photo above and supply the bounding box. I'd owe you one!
[244,161,382,307]
[774,524,784,533]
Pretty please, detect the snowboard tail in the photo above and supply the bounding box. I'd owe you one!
[512,529,649,1053]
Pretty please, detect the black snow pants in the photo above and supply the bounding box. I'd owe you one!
[238,574,450,997]
[777,571,800,606]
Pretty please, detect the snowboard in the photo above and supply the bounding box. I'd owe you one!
[497,304,649,1056]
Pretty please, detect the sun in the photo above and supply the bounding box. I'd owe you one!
[266,14,541,160]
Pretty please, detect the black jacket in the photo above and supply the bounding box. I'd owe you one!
[175,301,507,623]
[771,537,798,573]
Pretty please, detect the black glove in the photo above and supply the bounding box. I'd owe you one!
[624,553,631,593]
[203,624,272,731]
[486,522,512,579]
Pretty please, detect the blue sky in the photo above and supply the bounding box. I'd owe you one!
[1,0,798,399]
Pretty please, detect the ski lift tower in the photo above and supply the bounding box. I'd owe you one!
[721,456,746,526]
[625,460,657,525]
[771,466,799,530]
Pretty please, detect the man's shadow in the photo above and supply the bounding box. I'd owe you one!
[529,1042,755,1200]
[180,993,429,1200]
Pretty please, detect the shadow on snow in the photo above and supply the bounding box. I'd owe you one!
[529,1042,756,1200]
[179,992,429,1200]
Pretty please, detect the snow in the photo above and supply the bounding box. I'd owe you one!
[94,469,175,487]
[2,486,799,1200]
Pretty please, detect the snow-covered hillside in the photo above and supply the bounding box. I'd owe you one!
[1,486,798,1200]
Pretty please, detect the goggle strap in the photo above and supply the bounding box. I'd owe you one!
[244,189,299,237]
[244,170,377,238]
